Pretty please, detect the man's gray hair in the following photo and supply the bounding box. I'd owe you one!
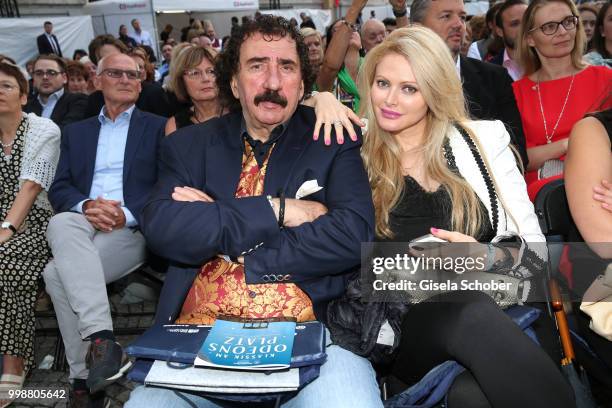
[360,18,385,38]
[96,54,139,75]
[410,0,433,24]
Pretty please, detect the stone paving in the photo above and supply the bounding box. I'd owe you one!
[10,278,160,408]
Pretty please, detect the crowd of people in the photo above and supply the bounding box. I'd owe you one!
[0,0,610,407]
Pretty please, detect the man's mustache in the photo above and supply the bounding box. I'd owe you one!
[254,90,287,108]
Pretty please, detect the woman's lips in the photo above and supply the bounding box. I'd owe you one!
[380,108,401,119]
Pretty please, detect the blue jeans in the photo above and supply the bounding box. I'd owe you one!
[125,344,383,408]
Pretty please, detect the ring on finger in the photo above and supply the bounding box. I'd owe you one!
[332,119,342,126]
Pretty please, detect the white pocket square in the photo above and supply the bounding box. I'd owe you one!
[296,179,323,199]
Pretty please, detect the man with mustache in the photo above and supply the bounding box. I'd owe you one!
[411,0,529,167]
[43,53,166,407]
[126,14,380,408]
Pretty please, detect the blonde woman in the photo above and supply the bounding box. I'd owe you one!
[327,27,575,408]
[300,27,324,78]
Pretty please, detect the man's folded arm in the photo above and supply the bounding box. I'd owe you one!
[48,127,89,212]
[141,136,281,266]
[244,142,375,283]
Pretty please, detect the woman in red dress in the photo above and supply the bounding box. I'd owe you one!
[513,0,612,200]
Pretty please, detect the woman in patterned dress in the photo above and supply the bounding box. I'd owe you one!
[0,61,60,406]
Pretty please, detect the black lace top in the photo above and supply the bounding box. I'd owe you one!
[381,175,494,243]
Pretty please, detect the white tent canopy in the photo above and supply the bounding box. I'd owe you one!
[153,0,258,12]
[261,9,332,34]
[0,16,94,67]
[79,0,259,57]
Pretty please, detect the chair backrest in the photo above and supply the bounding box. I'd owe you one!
[534,179,574,241]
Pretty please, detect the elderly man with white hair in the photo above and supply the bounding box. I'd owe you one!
[43,53,166,408]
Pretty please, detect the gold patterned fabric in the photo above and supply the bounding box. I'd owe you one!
[176,141,315,325]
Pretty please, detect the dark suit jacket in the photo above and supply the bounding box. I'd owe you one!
[461,56,528,167]
[144,105,374,326]
[86,81,171,118]
[48,108,166,224]
[24,91,88,130]
[36,33,62,57]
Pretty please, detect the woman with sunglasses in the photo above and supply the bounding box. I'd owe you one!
[513,0,612,200]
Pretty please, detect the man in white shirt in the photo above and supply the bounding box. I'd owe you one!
[130,18,153,48]
[491,0,528,81]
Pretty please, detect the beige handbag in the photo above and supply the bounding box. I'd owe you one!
[580,263,612,341]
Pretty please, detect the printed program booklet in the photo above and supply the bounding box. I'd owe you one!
[194,316,297,370]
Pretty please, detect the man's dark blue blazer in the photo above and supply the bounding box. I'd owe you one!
[48,108,166,222]
[143,105,375,325]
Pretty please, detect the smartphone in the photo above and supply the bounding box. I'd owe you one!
[408,234,447,251]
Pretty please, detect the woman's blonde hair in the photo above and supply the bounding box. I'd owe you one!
[516,0,586,77]
[360,26,493,239]
[166,45,218,103]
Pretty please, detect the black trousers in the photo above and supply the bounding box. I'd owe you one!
[391,291,576,408]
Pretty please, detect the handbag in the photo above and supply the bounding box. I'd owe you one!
[580,263,612,341]
[538,159,564,179]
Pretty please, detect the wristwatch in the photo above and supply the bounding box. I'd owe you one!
[1,221,17,234]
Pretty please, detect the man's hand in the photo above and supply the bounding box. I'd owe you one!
[172,186,214,203]
[282,199,328,228]
[84,198,125,232]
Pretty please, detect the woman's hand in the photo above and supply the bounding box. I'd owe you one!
[304,92,364,145]
[409,228,487,272]
[429,227,477,243]
[172,187,214,203]
[593,180,612,212]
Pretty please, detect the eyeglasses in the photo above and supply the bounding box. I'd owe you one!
[530,15,578,36]
[33,69,63,78]
[183,68,215,79]
[100,68,141,80]
[0,83,18,93]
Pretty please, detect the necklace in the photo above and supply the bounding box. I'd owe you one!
[535,73,575,144]
[0,138,15,148]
